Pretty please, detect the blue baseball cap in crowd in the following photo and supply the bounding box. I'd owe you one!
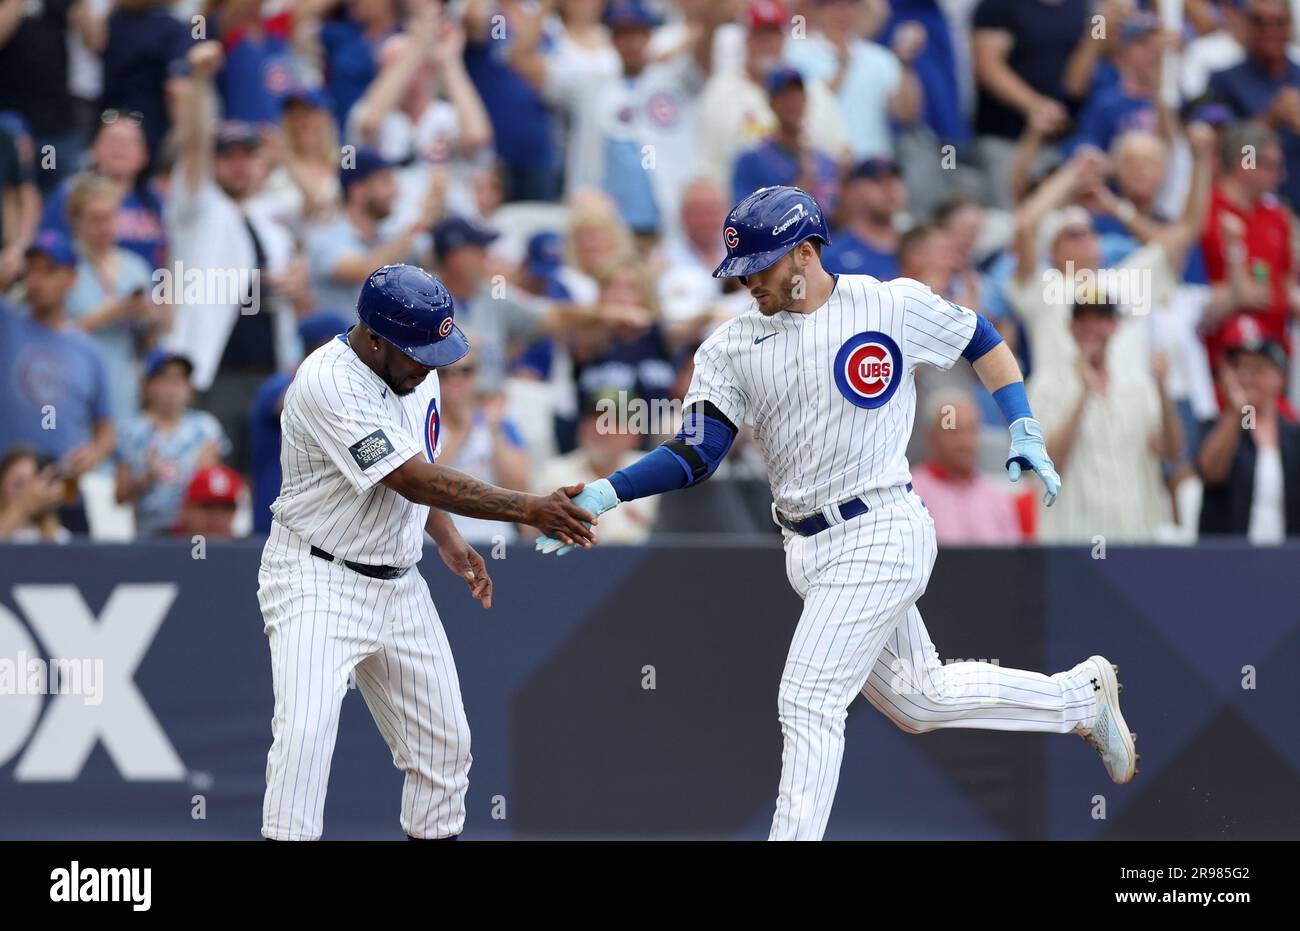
[215,120,262,153]
[603,0,661,30]
[280,84,332,112]
[143,348,194,380]
[339,146,394,193]
[1120,12,1162,44]
[525,231,565,280]
[297,311,352,351]
[25,229,77,268]
[765,65,805,95]
[848,156,900,181]
[432,216,500,261]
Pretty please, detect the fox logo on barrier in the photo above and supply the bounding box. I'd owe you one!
[0,584,185,781]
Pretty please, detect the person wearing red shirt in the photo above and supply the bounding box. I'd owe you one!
[1200,121,1299,375]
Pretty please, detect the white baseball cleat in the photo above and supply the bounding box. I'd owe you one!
[1076,656,1138,784]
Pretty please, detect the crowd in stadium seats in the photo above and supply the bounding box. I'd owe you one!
[1,0,1299,546]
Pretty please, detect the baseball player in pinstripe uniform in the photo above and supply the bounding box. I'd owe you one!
[259,264,596,840]
[537,186,1140,840]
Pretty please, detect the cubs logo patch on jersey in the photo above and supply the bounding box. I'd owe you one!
[834,331,902,409]
[424,398,441,462]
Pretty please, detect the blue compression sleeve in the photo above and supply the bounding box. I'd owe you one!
[992,381,1033,426]
[609,401,738,501]
[961,314,1004,362]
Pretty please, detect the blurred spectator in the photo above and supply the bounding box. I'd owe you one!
[347,3,491,228]
[898,222,960,298]
[1200,121,1297,374]
[696,0,848,189]
[1206,0,1300,209]
[65,173,160,427]
[1185,0,1300,98]
[516,0,723,238]
[165,42,298,473]
[563,189,635,301]
[176,462,242,538]
[98,0,196,166]
[463,0,563,201]
[432,207,651,392]
[657,177,731,325]
[0,0,98,191]
[910,391,1023,545]
[313,0,401,131]
[250,86,342,235]
[517,230,572,301]
[0,445,70,543]
[1065,13,1163,156]
[1008,141,1209,376]
[40,111,167,269]
[1197,316,1300,540]
[878,0,968,150]
[115,349,228,537]
[784,0,925,161]
[0,113,39,287]
[307,145,436,315]
[971,0,1090,208]
[543,0,622,160]
[248,312,348,534]
[932,194,987,309]
[730,66,841,213]
[534,388,659,543]
[1030,298,1184,543]
[570,254,675,418]
[435,342,531,544]
[67,0,109,144]
[822,157,905,278]
[0,230,115,533]
[210,0,299,126]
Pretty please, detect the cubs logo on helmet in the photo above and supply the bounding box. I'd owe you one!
[833,332,902,410]
[356,264,469,367]
[713,186,831,279]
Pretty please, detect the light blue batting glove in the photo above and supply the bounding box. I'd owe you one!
[535,478,620,556]
[1006,417,1061,507]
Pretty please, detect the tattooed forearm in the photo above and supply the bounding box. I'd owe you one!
[419,464,532,521]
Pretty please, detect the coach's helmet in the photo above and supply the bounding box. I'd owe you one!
[355,264,470,367]
[712,185,831,279]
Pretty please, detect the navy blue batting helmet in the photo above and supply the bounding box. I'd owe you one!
[712,186,831,279]
[356,264,470,367]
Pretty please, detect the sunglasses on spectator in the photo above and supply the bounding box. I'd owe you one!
[1249,14,1291,28]
[1059,225,1094,240]
[100,109,144,126]
[444,365,478,377]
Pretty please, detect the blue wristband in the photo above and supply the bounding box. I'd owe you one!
[992,381,1033,426]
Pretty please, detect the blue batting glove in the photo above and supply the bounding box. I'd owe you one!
[535,478,620,556]
[1006,417,1061,507]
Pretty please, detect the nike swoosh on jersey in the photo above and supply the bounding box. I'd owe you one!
[754,333,779,345]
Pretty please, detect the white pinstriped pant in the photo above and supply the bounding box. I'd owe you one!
[771,486,1097,841]
[258,521,471,840]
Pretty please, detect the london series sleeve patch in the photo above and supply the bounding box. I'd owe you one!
[348,430,396,470]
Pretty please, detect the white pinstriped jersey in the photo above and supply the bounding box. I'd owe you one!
[271,334,442,567]
[684,274,978,517]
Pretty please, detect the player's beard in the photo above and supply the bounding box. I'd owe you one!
[381,361,422,396]
[760,256,802,316]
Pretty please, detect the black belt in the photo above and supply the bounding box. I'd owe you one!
[310,546,408,580]
[776,483,912,537]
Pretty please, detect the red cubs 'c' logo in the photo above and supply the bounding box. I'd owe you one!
[724,226,740,249]
[438,317,454,338]
[846,343,892,398]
